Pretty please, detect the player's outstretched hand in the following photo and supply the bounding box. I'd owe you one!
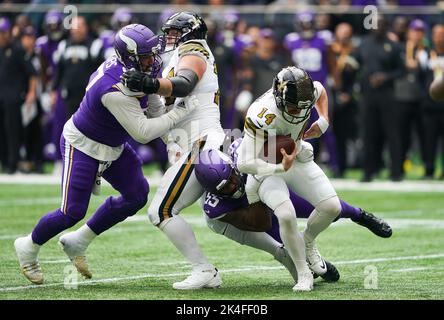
[303,122,323,140]
[281,146,297,171]
[121,70,160,94]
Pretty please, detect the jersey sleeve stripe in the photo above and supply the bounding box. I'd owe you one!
[244,117,268,139]
[178,42,210,59]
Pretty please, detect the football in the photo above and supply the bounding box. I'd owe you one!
[262,135,296,164]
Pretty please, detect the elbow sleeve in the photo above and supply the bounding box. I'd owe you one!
[170,69,199,97]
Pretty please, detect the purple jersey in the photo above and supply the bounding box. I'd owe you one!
[203,137,318,243]
[284,32,329,84]
[99,30,117,60]
[72,56,148,147]
[35,35,59,78]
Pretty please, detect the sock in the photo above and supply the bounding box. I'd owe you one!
[274,200,310,275]
[339,200,362,221]
[159,215,210,268]
[18,234,41,264]
[31,209,78,245]
[74,224,97,247]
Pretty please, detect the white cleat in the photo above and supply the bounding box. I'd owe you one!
[59,233,92,279]
[293,271,314,292]
[14,235,43,285]
[305,241,327,276]
[173,264,222,290]
[274,246,298,283]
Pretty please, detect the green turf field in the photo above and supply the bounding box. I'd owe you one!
[0,183,443,300]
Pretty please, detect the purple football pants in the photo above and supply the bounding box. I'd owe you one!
[31,136,149,245]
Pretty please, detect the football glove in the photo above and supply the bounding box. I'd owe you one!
[121,69,160,94]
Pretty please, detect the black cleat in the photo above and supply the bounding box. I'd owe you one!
[353,209,393,238]
[320,260,340,282]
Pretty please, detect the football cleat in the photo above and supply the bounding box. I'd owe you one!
[293,270,314,292]
[173,264,221,290]
[320,260,340,282]
[274,246,298,283]
[59,233,92,279]
[352,209,393,238]
[14,235,43,285]
[305,241,328,276]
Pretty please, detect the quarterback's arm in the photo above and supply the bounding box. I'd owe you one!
[236,133,285,176]
[304,81,330,139]
[314,82,329,124]
[218,202,272,232]
[102,91,187,144]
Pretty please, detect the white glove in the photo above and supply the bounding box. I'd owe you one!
[166,95,199,124]
[40,91,52,113]
[167,141,183,165]
[235,90,253,113]
[296,140,314,163]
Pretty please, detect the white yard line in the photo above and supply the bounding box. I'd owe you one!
[389,267,430,272]
[2,216,444,241]
[1,252,443,292]
[1,174,444,192]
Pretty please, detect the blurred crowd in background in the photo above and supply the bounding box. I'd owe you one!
[1,0,444,182]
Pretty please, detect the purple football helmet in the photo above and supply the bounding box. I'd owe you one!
[195,149,245,199]
[111,7,133,31]
[295,10,316,39]
[114,24,162,77]
[44,10,64,41]
[0,17,11,32]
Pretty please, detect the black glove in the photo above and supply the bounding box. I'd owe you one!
[120,70,160,94]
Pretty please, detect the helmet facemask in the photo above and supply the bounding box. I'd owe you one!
[273,68,315,125]
[214,166,245,199]
[114,25,162,78]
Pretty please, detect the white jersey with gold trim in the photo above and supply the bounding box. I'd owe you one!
[244,81,324,153]
[162,39,224,152]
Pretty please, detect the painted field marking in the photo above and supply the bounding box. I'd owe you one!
[1,253,443,292]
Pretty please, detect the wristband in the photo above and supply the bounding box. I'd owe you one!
[316,116,329,134]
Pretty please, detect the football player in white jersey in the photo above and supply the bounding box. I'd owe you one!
[121,12,225,290]
[236,66,342,292]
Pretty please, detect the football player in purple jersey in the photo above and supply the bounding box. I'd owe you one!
[284,11,340,176]
[194,140,392,283]
[35,10,67,163]
[14,24,197,285]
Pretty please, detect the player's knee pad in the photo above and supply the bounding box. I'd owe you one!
[258,176,290,210]
[124,178,149,214]
[56,208,82,228]
[147,203,160,226]
[64,202,89,221]
[147,199,169,227]
[274,199,297,225]
[316,196,341,219]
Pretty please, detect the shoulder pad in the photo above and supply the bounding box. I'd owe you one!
[284,32,300,45]
[178,40,210,59]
